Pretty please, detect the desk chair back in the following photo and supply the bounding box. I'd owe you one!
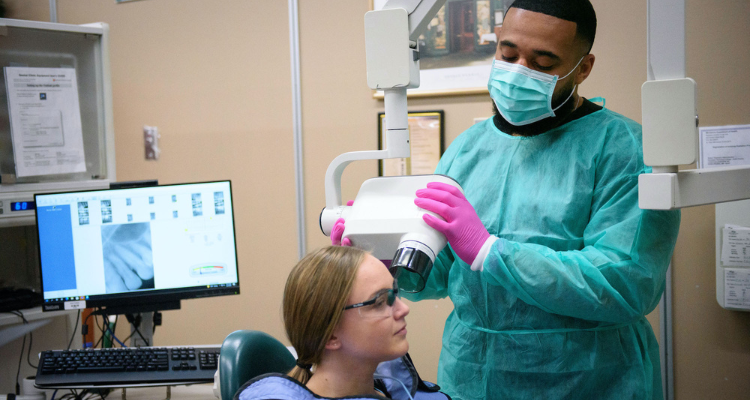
[219,330,295,400]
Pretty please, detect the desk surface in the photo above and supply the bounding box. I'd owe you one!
[1,385,217,400]
[106,384,216,399]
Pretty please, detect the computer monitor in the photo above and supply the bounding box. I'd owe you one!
[34,180,239,314]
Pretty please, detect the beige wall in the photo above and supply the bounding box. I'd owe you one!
[674,1,750,398]
[3,0,750,398]
[8,0,299,349]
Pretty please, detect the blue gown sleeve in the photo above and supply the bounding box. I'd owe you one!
[483,171,681,323]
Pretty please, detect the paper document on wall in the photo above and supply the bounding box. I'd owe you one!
[4,67,86,177]
[699,124,750,169]
[721,224,750,267]
[724,268,750,310]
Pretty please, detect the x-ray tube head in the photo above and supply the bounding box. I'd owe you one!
[320,174,462,293]
[391,235,440,293]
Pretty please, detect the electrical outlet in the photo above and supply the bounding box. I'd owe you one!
[144,125,160,160]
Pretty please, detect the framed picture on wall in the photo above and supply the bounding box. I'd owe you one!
[370,0,509,97]
[378,111,445,176]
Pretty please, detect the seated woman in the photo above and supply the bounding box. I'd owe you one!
[236,246,448,400]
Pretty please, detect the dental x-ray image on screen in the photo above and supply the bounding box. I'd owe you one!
[101,222,156,293]
[101,200,112,223]
[78,201,89,225]
[214,191,225,215]
[192,193,203,216]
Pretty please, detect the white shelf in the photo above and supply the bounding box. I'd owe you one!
[0,307,79,349]
[0,306,75,327]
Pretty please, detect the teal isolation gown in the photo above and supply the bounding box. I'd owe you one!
[406,102,681,400]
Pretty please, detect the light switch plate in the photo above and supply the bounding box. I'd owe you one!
[144,125,160,160]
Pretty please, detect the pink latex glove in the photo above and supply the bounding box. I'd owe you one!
[414,182,490,265]
[331,218,351,246]
[330,201,354,246]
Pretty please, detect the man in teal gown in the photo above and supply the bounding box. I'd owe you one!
[407,0,681,398]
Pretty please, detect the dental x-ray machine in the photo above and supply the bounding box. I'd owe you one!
[319,0,454,293]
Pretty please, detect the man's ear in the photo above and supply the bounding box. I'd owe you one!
[575,53,595,85]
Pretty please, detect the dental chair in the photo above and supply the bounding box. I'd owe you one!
[217,330,296,400]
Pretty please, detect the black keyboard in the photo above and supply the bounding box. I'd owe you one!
[35,346,220,388]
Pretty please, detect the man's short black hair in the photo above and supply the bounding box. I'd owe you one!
[508,0,597,53]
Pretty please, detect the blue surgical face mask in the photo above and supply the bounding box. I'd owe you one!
[488,57,583,126]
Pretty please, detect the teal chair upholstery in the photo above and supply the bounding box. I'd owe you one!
[219,330,296,400]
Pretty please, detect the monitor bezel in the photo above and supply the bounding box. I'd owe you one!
[33,179,240,313]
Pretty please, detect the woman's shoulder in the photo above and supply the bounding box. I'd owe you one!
[235,373,391,400]
[235,373,312,400]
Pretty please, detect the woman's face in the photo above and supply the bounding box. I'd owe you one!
[335,254,410,363]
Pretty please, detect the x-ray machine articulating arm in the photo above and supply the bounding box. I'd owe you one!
[321,0,446,233]
[638,0,750,210]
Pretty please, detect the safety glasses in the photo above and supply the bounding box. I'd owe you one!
[343,280,400,318]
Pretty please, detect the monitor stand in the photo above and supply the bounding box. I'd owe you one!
[93,300,180,347]
[130,311,154,347]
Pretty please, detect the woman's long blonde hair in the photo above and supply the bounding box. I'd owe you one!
[284,246,368,383]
